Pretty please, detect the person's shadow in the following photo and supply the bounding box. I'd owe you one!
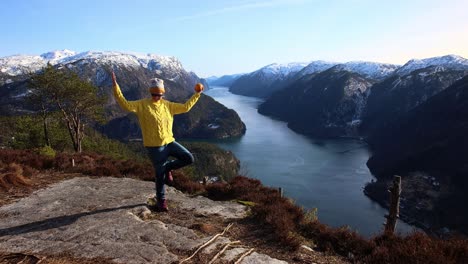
[0,203,146,237]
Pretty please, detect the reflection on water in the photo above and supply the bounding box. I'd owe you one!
[204,87,417,237]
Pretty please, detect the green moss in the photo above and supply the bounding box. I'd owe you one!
[236,200,256,207]
[38,145,56,158]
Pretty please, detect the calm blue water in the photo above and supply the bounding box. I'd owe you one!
[204,87,416,237]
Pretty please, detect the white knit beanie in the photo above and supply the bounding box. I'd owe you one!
[149,78,165,94]
[150,78,164,89]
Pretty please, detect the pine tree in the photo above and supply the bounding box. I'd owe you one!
[29,64,105,152]
[28,64,60,146]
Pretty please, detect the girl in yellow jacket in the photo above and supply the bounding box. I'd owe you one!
[112,71,203,211]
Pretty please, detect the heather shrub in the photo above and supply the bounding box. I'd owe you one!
[53,153,73,170]
[92,164,121,177]
[203,175,306,249]
[300,219,374,257]
[172,171,205,194]
[364,232,468,264]
[205,182,234,200]
[0,149,154,180]
[119,159,153,181]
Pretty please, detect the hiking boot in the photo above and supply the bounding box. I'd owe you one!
[147,197,168,212]
[156,198,168,212]
[165,170,174,185]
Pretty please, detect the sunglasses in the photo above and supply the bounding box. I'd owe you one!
[151,94,163,97]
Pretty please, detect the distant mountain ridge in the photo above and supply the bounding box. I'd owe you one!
[206,73,243,87]
[335,61,400,80]
[229,62,309,98]
[226,54,468,99]
[256,54,468,138]
[228,60,401,98]
[0,50,185,78]
[361,65,468,136]
[395,54,468,76]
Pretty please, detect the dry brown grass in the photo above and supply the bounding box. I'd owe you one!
[363,232,468,264]
[0,149,153,181]
[0,163,31,190]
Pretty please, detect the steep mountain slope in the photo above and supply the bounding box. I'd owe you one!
[365,75,468,233]
[361,66,468,136]
[258,66,373,137]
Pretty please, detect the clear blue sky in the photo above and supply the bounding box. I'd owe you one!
[2,0,467,77]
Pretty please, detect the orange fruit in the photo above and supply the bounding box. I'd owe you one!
[194,83,204,92]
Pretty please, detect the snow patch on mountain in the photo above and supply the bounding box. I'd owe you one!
[344,77,372,97]
[395,55,468,76]
[296,60,338,77]
[0,54,45,75]
[254,62,309,81]
[0,50,185,77]
[337,61,400,80]
[40,49,77,62]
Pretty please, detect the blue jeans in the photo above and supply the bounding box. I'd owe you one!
[146,141,194,200]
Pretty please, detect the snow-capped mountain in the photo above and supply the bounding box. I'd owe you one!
[395,54,468,76]
[229,60,401,98]
[336,61,400,80]
[254,54,468,139]
[229,62,308,98]
[294,60,338,77]
[40,49,77,63]
[0,50,187,82]
[257,62,309,80]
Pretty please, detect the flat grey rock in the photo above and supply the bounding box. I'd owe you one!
[223,247,248,261]
[0,177,287,263]
[241,252,289,264]
[0,177,244,263]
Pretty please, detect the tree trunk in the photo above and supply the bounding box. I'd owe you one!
[43,117,51,146]
[41,105,51,146]
[384,175,402,234]
[76,125,83,153]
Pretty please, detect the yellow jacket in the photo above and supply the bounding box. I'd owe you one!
[113,83,200,147]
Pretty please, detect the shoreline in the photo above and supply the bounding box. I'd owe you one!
[363,180,466,238]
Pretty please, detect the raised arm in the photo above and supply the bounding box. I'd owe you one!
[169,92,201,115]
[169,83,204,114]
[112,71,138,113]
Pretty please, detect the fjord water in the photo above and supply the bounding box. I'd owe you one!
[205,87,415,237]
